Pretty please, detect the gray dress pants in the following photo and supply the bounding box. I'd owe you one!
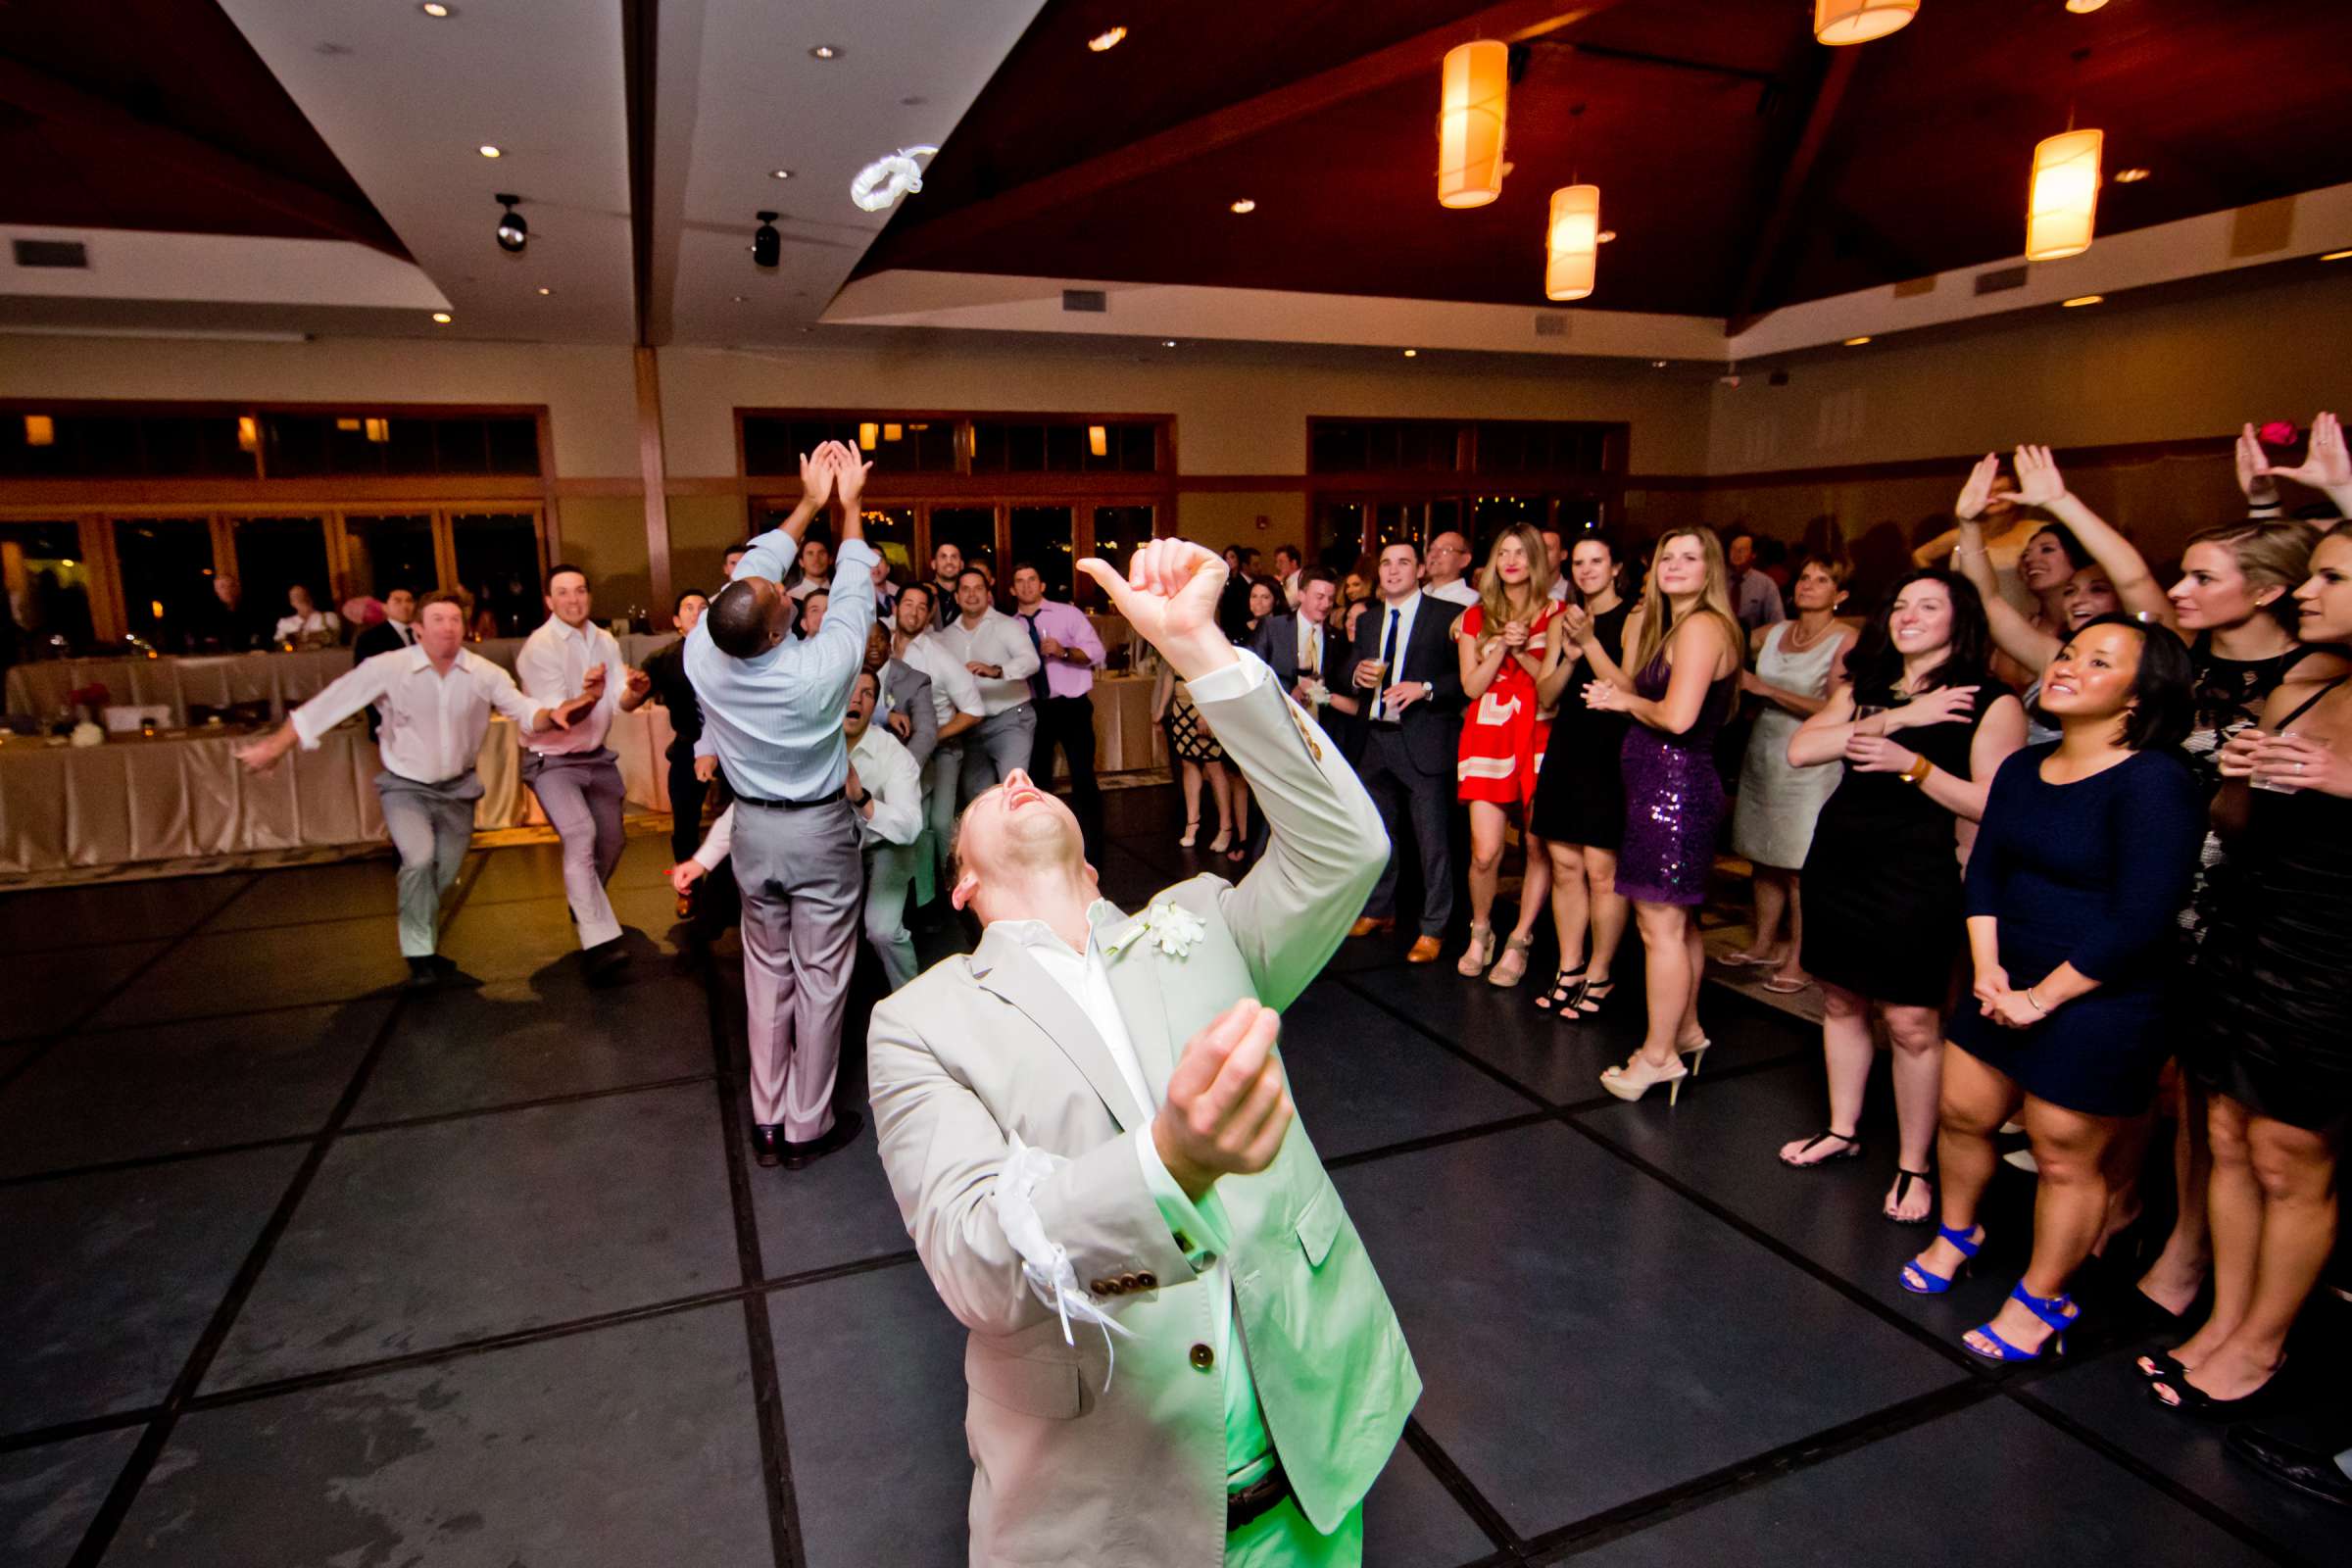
[520,748,625,949]
[376,769,483,957]
[732,797,862,1140]
[957,703,1038,804]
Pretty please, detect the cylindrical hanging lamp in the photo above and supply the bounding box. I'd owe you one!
[1088,424,1108,459]
[1813,0,1919,46]
[1545,184,1601,302]
[2026,127,2103,261]
[1436,40,1509,209]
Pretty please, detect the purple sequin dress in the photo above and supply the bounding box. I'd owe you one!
[1616,651,1736,906]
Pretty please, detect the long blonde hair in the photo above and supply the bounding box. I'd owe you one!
[1468,524,1556,647]
[1630,527,1742,675]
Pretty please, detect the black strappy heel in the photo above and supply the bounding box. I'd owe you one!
[1575,977,1617,1017]
[1536,964,1588,1016]
[1780,1130,1862,1168]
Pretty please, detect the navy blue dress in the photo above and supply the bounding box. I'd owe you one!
[1946,746,2203,1116]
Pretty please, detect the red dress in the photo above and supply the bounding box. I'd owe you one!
[1455,601,1558,806]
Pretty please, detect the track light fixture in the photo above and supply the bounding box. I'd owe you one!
[494,194,527,254]
[753,211,781,269]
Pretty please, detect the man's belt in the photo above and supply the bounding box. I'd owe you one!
[732,786,846,810]
[1226,1458,1292,1534]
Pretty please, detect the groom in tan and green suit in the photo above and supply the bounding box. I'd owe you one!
[869,538,1420,1567]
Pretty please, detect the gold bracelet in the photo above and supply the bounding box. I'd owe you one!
[1902,755,1933,786]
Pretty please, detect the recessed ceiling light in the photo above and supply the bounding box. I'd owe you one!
[2113,167,2151,183]
[419,2,453,16]
[430,312,453,323]
[1229,198,1256,214]
[1649,360,1669,368]
[478,145,502,158]
[1843,335,1872,346]
[769,169,793,180]
[1089,26,1128,52]
[2323,249,2352,263]
[1161,340,1177,348]
[731,295,747,302]
[808,44,841,60]
[2062,294,2104,307]
[536,286,552,295]
[1596,229,1617,244]
[1402,349,1418,358]
[2065,0,2110,12]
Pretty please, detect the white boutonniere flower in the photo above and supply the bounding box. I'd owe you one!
[1103,900,1207,960]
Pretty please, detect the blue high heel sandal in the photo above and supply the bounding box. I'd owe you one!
[1965,1284,2077,1362]
[1900,1224,1983,1295]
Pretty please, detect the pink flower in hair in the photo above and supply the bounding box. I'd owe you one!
[2258,420,2299,447]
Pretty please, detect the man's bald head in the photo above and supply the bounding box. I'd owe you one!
[708,576,790,658]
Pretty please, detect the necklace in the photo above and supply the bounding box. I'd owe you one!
[1782,614,1836,654]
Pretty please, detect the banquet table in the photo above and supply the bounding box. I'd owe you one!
[1084,672,1163,775]
[0,705,677,877]
[4,635,682,729]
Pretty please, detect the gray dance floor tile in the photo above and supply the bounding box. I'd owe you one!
[0,874,248,954]
[0,942,170,1042]
[0,1146,305,1436]
[111,1304,771,1568]
[742,1105,918,1281]
[350,971,711,1125]
[1573,1054,2044,1348]
[201,857,400,929]
[85,918,405,1028]
[765,1260,968,1568]
[203,1083,737,1393]
[1281,980,1539,1159]
[2024,1355,2352,1565]
[1559,1397,2279,1568]
[1347,962,1814,1106]
[0,1428,140,1568]
[0,1000,390,1177]
[1331,1121,1963,1541]
[436,884,691,983]
[764,1256,1500,1568]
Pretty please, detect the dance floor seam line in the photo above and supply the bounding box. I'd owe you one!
[61,975,416,1568]
[1401,1416,1523,1555]
[1516,1381,1997,1564]
[700,904,807,1568]
[337,1068,724,1137]
[0,1131,319,1190]
[1323,1108,1559,1170]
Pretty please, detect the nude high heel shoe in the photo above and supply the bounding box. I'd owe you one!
[1455,923,1496,977]
[1599,1053,1691,1105]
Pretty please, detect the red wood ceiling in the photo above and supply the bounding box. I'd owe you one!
[0,0,407,257]
[860,0,2352,320]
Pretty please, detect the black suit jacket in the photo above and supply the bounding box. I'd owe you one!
[640,640,704,763]
[352,620,416,664]
[1348,595,1465,777]
[1248,612,1348,692]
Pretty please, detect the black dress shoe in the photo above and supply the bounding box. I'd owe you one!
[2227,1424,2352,1508]
[752,1124,782,1169]
[406,956,443,989]
[782,1108,864,1171]
[584,938,632,985]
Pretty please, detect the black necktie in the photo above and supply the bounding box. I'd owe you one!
[1377,607,1400,720]
[1022,612,1050,702]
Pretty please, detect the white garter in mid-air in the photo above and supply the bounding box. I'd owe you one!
[993,1135,1133,1392]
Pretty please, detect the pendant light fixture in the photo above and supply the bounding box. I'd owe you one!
[1436,39,1509,209]
[2026,51,2103,262]
[1813,0,1919,45]
[1545,184,1601,301]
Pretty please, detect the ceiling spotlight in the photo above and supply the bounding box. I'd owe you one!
[1843,335,1872,346]
[419,2,453,16]
[2114,167,2151,183]
[494,194,527,254]
[770,169,793,180]
[2325,250,2352,263]
[478,144,502,159]
[1403,349,1419,358]
[1230,198,1256,214]
[536,286,552,295]
[1161,340,1177,348]
[753,211,781,269]
[731,294,747,302]
[808,44,841,60]
[430,312,453,323]
[2065,0,2110,12]
[1649,360,1668,368]
[2062,294,2104,307]
[1089,26,1128,52]
[1596,229,1617,243]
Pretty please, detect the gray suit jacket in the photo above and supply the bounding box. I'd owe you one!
[877,657,939,773]
[869,656,1418,1567]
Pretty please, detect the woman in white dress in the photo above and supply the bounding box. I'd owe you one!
[1724,557,1858,993]
[272,583,343,649]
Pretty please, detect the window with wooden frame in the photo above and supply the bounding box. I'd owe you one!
[1306,416,1626,569]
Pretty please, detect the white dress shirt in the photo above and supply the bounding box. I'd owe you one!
[939,609,1042,715]
[514,615,623,755]
[1365,589,1426,722]
[788,572,833,602]
[292,645,543,783]
[1424,577,1481,609]
[898,631,987,730]
[1547,578,1571,603]
[274,610,342,643]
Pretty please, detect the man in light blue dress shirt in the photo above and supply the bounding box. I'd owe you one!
[684,441,878,1169]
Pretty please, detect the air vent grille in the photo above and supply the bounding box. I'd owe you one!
[1061,288,1106,313]
[1974,266,2029,296]
[13,239,89,270]
[1534,313,1568,337]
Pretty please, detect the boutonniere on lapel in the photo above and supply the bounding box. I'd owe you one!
[1103,899,1207,961]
